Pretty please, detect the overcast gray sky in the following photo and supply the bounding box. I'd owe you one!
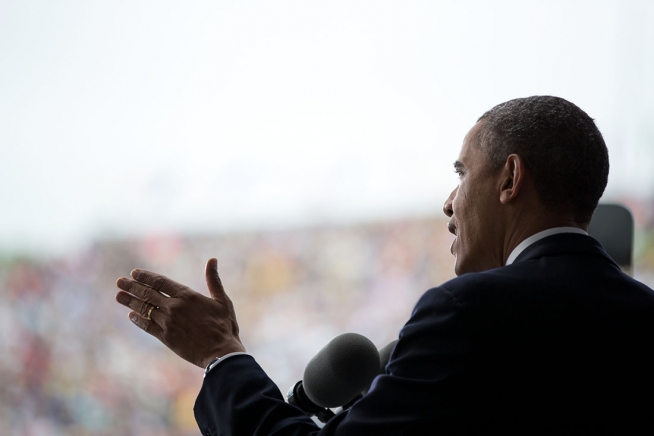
[1,0,653,256]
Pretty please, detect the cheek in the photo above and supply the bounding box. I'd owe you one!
[452,188,483,242]
[451,186,467,215]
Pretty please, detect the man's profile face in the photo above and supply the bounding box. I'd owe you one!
[443,121,504,275]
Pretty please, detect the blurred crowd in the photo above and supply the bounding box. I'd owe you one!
[1,204,653,435]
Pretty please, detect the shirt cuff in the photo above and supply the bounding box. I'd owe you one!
[204,352,250,377]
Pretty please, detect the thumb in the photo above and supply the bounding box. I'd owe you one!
[205,258,225,300]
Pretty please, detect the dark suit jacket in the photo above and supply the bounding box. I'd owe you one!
[194,234,654,435]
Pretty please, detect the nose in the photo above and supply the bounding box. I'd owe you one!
[443,187,457,217]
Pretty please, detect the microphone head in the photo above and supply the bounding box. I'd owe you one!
[303,332,380,408]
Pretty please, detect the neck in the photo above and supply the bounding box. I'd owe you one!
[502,211,583,266]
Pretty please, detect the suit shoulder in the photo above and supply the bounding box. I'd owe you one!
[414,270,499,312]
[435,268,513,296]
[416,264,550,312]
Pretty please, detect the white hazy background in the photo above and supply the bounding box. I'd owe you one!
[1,0,653,257]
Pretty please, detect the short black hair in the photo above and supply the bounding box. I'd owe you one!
[477,96,609,225]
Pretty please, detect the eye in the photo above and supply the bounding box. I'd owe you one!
[453,169,465,177]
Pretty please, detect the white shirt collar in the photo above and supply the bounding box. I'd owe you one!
[505,227,588,266]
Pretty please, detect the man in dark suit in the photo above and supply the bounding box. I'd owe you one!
[116,96,654,434]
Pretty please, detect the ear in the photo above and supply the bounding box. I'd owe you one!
[499,154,525,204]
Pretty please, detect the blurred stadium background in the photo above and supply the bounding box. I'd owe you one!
[2,1,654,434]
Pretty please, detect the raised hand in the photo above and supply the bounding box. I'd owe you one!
[115,258,245,368]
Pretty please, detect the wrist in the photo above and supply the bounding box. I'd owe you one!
[201,344,246,369]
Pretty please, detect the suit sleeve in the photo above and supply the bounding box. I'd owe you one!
[194,285,472,436]
[194,354,320,436]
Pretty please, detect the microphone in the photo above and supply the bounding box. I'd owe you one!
[361,338,398,396]
[287,332,380,422]
[378,339,398,374]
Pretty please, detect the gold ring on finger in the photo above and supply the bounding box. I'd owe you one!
[146,306,155,320]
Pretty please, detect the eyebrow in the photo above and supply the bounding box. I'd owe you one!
[453,160,465,170]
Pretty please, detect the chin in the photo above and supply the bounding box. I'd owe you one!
[453,260,466,277]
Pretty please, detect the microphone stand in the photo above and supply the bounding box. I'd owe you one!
[287,381,336,423]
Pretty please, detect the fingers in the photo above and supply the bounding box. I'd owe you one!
[128,311,164,339]
[205,258,226,300]
[116,288,164,338]
[115,289,162,320]
[130,268,183,297]
[116,277,167,308]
